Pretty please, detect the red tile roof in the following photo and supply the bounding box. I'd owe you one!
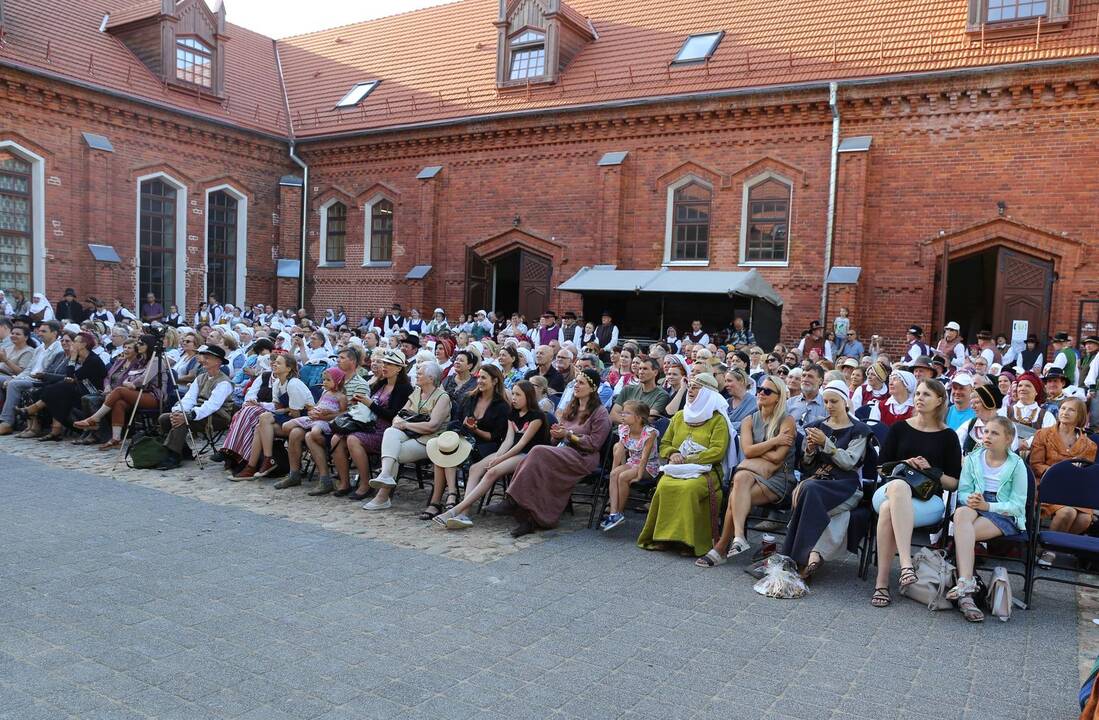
[5,0,1099,143]
[104,0,163,29]
[278,0,1099,138]
[0,0,289,136]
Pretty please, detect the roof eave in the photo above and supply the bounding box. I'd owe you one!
[292,54,1099,144]
[0,57,291,143]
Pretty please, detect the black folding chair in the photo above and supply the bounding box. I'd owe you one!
[975,465,1037,608]
[1029,459,1099,607]
[569,433,618,529]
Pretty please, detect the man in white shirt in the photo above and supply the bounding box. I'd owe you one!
[594,310,619,353]
[112,298,138,323]
[156,344,235,469]
[0,320,65,434]
[902,325,929,365]
[936,321,967,370]
[558,311,583,346]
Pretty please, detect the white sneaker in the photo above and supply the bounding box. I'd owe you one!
[446,514,474,530]
[362,497,391,511]
[369,474,396,489]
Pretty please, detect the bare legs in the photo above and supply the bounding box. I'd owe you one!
[873,480,917,590]
[1050,506,1092,534]
[608,443,645,516]
[952,506,1004,579]
[713,470,779,554]
[447,454,526,517]
[284,424,307,473]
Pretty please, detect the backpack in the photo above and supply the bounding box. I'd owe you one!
[126,436,168,469]
[899,547,955,611]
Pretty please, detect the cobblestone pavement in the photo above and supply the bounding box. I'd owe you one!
[0,445,1084,719]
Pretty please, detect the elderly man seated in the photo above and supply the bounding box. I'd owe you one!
[156,344,235,470]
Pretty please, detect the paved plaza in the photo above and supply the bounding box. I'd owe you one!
[0,445,1085,719]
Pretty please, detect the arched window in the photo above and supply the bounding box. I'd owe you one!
[670,181,711,262]
[325,202,346,263]
[139,179,178,306]
[744,178,791,263]
[176,36,213,88]
[369,199,394,263]
[0,151,33,295]
[207,190,237,305]
[509,29,546,80]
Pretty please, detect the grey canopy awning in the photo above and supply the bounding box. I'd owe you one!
[558,267,783,307]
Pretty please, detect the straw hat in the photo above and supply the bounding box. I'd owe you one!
[426,431,472,468]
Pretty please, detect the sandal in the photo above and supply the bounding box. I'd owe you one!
[870,587,892,608]
[958,596,985,622]
[800,553,823,580]
[418,502,444,521]
[37,434,63,442]
[726,537,751,558]
[73,418,96,430]
[443,491,459,512]
[695,549,727,568]
[98,439,122,451]
[899,566,917,588]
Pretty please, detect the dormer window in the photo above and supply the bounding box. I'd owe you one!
[986,0,1047,21]
[673,32,724,64]
[967,0,1069,30]
[508,29,546,80]
[175,36,213,88]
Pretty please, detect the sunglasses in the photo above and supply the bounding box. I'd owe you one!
[757,387,777,396]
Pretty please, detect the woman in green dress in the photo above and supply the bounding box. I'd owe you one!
[637,373,731,556]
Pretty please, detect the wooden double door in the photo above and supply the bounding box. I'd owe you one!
[941,245,1053,341]
[466,247,552,320]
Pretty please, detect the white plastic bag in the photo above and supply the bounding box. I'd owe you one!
[751,554,809,599]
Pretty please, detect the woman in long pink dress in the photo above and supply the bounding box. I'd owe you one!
[489,369,611,537]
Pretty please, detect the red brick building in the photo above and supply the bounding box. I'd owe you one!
[2,0,1098,346]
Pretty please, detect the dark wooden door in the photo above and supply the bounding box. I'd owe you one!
[992,248,1053,342]
[465,247,491,314]
[517,250,551,322]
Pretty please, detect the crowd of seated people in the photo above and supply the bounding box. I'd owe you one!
[3,295,1099,621]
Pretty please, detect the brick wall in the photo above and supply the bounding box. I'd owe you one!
[0,67,291,315]
[7,60,1098,351]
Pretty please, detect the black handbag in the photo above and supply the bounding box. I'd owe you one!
[331,413,375,436]
[397,410,431,439]
[882,461,942,502]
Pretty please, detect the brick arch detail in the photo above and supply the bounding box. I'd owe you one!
[921,217,1084,270]
[653,160,722,192]
[0,132,52,159]
[727,155,809,189]
[469,227,562,262]
[197,175,255,200]
[354,181,401,205]
[128,162,194,187]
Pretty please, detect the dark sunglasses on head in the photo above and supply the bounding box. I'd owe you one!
[757,387,777,396]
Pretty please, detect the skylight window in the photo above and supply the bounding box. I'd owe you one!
[673,32,724,63]
[336,81,379,108]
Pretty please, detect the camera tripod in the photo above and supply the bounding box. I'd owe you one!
[110,330,205,472]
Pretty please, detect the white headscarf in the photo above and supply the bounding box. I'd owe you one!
[682,385,742,473]
[29,293,54,320]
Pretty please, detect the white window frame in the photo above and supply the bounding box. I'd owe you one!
[362,193,394,267]
[203,184,248,308]
[135,171,187,312]
[317,197,346,267]
[739,171,793,268]
[0,140,46,294]
[662,174,712,267]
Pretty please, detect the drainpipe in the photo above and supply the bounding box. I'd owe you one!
[820,81,840,326]
[288,143,308,310]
